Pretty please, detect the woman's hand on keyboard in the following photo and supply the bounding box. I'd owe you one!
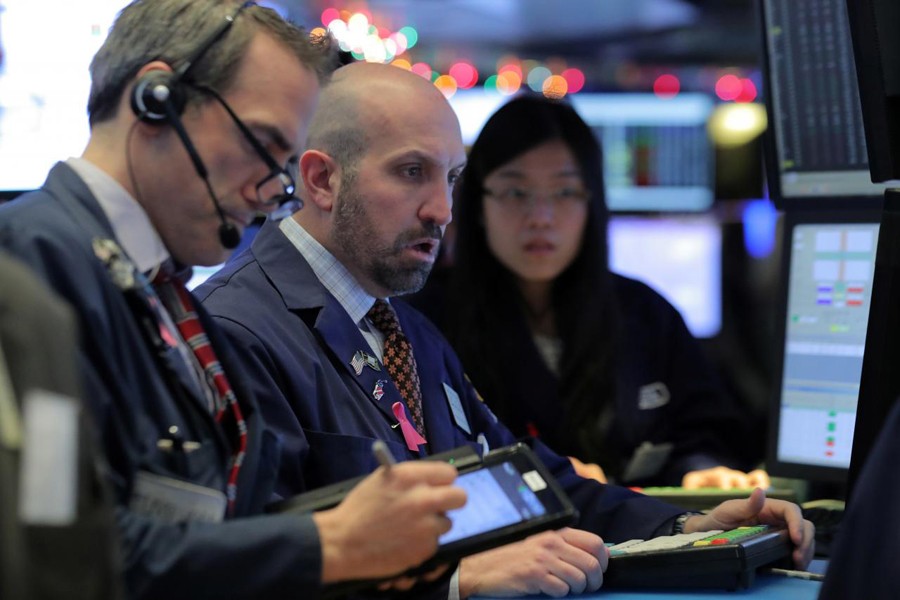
[679,487,816,569]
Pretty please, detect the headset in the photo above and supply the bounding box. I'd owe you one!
[129,1,256,249]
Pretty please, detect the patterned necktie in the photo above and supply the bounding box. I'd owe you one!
[152,271,247,515]
[367,299,426,436]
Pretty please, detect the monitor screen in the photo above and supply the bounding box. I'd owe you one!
[0,0,290,199]
[608,214,721,338]
[767,211,880,482]
[571,93,715,212]
[759,0,900,208]
[446,89,508,147]
[448,91,716,213]
[0,0,127,198]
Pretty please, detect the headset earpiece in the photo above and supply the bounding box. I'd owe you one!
[130,70,187,124]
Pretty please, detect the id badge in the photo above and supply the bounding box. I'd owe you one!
[130,471,226,523]
[621,441,673,482]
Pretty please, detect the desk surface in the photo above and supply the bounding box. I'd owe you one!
[471,560,827,600]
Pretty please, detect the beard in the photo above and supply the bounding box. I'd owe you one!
[332,177,442,296]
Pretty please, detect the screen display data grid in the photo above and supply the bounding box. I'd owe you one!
[776,222,879,469]
[439,462,546,546]
[762,0,900,200]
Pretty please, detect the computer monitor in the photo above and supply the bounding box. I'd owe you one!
[571,93,715,212]
[842,0,900,502]
[448,91,717,213]
[766,210,881,483]
[608,214,722,338]
[0,1,128,199]
[758,0,900,209]
[446,89,508,147]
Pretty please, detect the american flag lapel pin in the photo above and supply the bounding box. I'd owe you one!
[351,350,366,375]
[373,379,387,401]
[351,350,381,376]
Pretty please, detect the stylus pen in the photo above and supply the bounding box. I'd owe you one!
[372,439,396,470]
[763,568,825,582]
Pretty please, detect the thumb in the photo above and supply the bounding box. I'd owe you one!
[708,487,767,530]
[738,487,767,519]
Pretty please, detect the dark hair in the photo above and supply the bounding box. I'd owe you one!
[87,0,335,126]
[446,94,620,462]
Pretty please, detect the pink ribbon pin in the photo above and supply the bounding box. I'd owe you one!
[392,402,426,451]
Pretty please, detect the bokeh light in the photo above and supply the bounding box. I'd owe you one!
[561,68,585,93]
[497,70,522,95]
[735,78,758,103]
[321,8,340,26]
[527,66,552,92]
[398,26,418,49]
[542,75,568,99]
[391,58,412,70]
[715,74,743,101]
[449,62,479,89]
[411,62,433,80]
[434,74,458,98]
[653,73,681,98]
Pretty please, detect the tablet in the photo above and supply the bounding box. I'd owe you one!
[272,442,577,595]
[423,443,578,573]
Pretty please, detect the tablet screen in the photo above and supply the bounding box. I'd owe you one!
[439,461,547,545]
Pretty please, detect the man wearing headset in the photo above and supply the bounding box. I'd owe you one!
[0,1,465,598]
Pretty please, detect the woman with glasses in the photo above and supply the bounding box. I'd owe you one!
[410,94,768,489]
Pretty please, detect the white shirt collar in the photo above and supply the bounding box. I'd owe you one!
[278,217,379,325]
[66,157,170,273]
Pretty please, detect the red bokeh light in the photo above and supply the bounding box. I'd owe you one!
[561,68,585,94]
[653,73,680,98]
[449,62,479,89]
[735,78,758,103]
[715,74,743,101]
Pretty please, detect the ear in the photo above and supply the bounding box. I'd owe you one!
[298,149,340,211]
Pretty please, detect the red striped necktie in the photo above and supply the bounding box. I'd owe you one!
[152,271,246,515]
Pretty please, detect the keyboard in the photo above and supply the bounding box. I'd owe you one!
[604,525,793,590]
[636,487,797,511]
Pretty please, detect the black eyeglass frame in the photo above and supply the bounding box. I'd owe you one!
[170,0,302,218]
[191,83,302,217]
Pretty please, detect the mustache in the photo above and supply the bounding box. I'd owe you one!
[395,223,443,247]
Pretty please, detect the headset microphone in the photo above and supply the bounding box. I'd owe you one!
[161,98,242,250]
[129,2,256,250]
[217,218,241,250]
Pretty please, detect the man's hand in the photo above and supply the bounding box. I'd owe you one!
[681,488,815,569]
[458,528,608,598]
[313,461,466,583]
[682,466,771,490]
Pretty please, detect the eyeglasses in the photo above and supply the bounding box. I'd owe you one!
[192,84,302,219]
[483,186,590,215]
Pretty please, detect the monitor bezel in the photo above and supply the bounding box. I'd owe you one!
[758,0,887,212]
[765,206,882,483]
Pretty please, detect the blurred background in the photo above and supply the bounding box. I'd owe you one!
[0,0,777,462]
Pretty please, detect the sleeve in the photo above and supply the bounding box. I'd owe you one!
[450,350,685,544]
[1,223,326,599]
[654,299,755,480]
[618,279,755,484]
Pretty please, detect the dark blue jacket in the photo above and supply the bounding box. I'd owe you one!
[819,400,900,599]
[197,219,685,544]
[0,163,322,599]
[410,269,752,486]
